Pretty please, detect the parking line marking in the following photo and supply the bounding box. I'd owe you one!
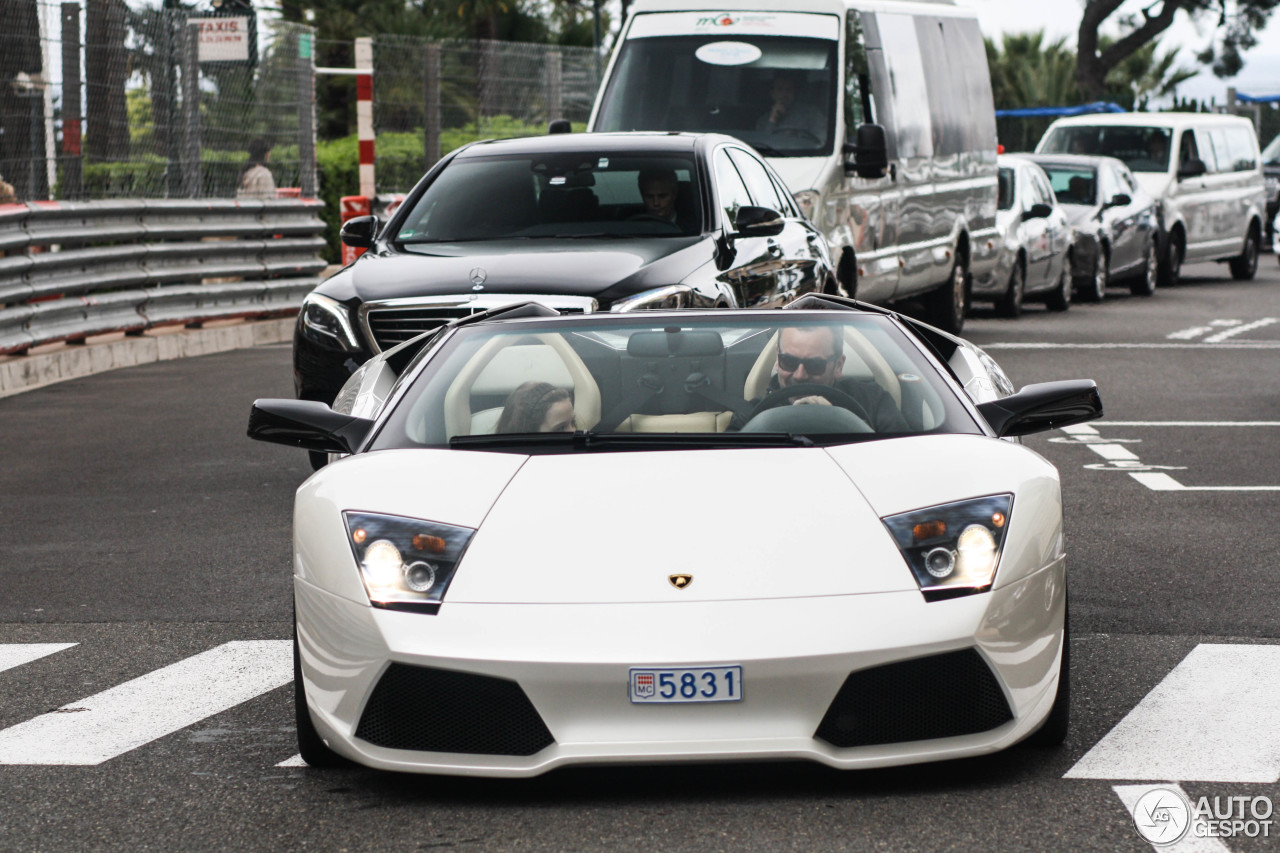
[1167,326,1215,340]
[0,644,77,674]
[985,342,1280,349]
[1067,644,1280,783]
[1203,317,1277,343]
[1099,422,1280,427]
[0,641,292,765]
[1088,443,1140,461]
[1113,784,1232,852]
[276,754,307,767]
[1128,472,1185,490]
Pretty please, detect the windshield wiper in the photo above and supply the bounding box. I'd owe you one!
[449,431,818,452]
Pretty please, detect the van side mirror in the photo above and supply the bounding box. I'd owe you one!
[1104,193,1131,208]
[339,215,380,249]
[844,123,889,179]
[1021,203,1053,221]
[547,119,572,134]
[1178,158,1206,180]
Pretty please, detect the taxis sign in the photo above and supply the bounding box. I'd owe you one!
[191,15,257,65]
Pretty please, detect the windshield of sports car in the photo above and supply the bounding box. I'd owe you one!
[393,152,703,244]
[370,313,984,452]
[1039,125,1172,173]
[593,20,838,158]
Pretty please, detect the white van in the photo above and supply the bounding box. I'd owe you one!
[587,0,1000,334]
[1036,113,1267,284]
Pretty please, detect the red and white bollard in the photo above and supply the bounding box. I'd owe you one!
[341,195,371,265]
[355,36,375,201]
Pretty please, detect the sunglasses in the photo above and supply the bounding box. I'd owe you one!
[777,351,836,374]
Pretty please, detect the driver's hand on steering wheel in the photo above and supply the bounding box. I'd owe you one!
[791,395,832,406]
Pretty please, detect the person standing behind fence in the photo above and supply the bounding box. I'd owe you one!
[0,174,16,205]
[237,140,277,200]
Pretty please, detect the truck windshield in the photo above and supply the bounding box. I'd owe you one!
[594,33,838,157]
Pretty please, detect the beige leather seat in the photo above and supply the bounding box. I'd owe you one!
[443,334,601,438]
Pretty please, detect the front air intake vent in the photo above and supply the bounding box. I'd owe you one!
[815,648,1013,748]
[356,663,555,756]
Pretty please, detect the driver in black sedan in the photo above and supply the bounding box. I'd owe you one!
[762,325,909,432]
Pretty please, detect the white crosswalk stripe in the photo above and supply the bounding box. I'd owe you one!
[0,643,77,673]
[0,640,292,766]
[1067,644,1280,783]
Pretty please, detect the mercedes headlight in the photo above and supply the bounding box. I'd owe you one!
[611,284,695,312]
[882,495,1013,600]
[344,511,475,612]
[300,292,361,351]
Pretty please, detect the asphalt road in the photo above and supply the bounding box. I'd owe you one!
[1,257,1278,852]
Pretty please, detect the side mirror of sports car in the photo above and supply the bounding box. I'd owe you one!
[247,399,375,454]
[976,379,1102,438]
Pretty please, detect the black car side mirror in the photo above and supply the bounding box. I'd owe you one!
[1104,193,1131,208]
[547,119,572,134]
[976,379,1102,438]
[247,399,375,454]
[732,205,785,238]
[339,215,380,249]
[1021,203,1053,221]
[843,123,889,179]
[1178,158,1207,180]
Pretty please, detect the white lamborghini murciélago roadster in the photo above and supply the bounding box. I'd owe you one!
[249,295,1102,776]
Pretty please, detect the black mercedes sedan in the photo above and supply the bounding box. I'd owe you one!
[294,132,835,404]
[1025,153,1160,302]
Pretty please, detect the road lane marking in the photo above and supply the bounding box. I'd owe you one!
[0,644,77,673]
[977,340,1280,348]
[1113,784,1233,852]
[1204,318,1277,343]
[0,640,291,765]
[1099,422,1280,427]
[1167,326,1216,340]
[277,754,307,767]
[1067,644,1280,783]
[1060,424,1280,491]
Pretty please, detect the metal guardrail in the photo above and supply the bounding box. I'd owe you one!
[0,198,325,355]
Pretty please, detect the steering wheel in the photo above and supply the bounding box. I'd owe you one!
[744,382,872,426]
[629,213,681,229]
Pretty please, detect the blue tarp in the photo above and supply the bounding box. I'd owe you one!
[1235,92,1280,103]
[995,101,1127,118]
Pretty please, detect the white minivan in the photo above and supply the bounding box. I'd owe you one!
[1036,113,1267,285]
[588,0,1000,334]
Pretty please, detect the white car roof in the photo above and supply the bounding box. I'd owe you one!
[1045,112,1257,133]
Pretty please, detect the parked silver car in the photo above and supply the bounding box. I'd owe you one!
[973,154,1074,317]
[1026,154,1160,300]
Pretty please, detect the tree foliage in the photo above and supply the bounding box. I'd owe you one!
[1077,0,1280,100]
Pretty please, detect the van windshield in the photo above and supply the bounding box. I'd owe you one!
[1040,125,1172,173]
[594,34,838,157]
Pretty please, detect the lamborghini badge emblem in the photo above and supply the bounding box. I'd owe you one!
[668,574,693,589]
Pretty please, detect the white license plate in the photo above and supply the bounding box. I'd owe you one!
[629,666,743,703]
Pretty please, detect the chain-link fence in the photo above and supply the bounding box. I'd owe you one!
[1,3,602,205]
[2,1,316,203]
[369,35,601,193]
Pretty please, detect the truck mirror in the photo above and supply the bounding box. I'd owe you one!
[845,123,889,179]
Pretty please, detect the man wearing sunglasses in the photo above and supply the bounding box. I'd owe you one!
[765,325,909,432]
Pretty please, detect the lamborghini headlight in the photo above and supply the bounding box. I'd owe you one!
[343,511,475,611]
[882,495,1013,600]
[300,292,361,351]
